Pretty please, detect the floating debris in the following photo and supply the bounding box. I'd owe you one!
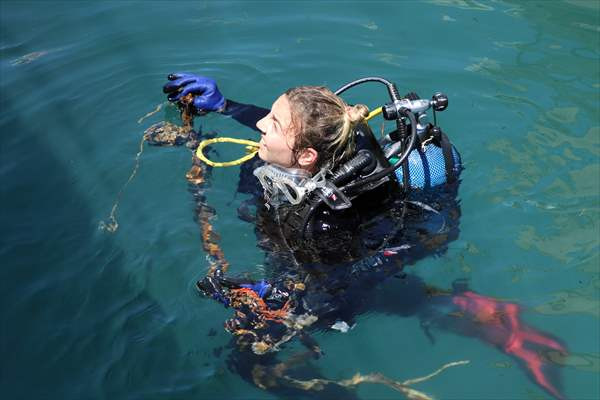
[330,321,353,333]
[137,103,164,124]
[98,135,145,233]
[100,97,196,233]
[253,358,470,399]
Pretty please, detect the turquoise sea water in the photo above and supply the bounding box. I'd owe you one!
[1,1,598,399]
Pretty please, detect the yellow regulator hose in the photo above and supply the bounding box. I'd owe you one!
[196,137,260,168]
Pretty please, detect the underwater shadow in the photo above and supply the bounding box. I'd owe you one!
[0,96,197,399]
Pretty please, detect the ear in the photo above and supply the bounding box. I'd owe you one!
[296,147,318,169]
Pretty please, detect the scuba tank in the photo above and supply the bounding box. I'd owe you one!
[381,91,461,189]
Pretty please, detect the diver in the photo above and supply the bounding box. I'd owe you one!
[163,73,461,248]
[161,73,568,399]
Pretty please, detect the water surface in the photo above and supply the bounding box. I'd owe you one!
[1,1,598,399]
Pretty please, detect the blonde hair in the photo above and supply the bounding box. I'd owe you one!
[285,86,369,170]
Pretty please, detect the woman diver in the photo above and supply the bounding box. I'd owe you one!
[162,73,568,399]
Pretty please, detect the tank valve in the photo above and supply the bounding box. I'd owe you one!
[431,92,448,111]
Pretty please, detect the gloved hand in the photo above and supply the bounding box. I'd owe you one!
[196,276,230,307]
[240,280,271,298]
[163,73,226,114]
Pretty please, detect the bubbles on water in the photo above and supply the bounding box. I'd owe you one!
[375,53,407,67]
[465,57,501,73]
[10,51,48,66]
[493,361,512,368]
[572,22,600,33]
[427,0,493,12]
[361,21,378,30]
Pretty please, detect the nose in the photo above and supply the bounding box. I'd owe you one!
[256,116,267,134]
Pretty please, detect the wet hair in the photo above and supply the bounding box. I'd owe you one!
[285,86,369,170]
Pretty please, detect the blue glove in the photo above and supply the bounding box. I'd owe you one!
[163,73,226,113]
[240,280,271,298]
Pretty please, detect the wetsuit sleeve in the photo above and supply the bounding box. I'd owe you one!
[221,100,269,132]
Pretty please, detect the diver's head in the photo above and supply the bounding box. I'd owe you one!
[255,94,299,168]
[256,86,369,173]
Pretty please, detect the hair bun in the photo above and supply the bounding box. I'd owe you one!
[345,104,369,124]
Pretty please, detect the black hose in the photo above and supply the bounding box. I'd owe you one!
[335,77,400,102]
[341,109,417,193]
[329,150,374,185]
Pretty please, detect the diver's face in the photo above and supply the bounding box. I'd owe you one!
[256,94,297,168]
